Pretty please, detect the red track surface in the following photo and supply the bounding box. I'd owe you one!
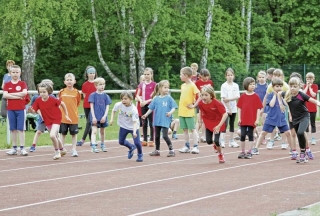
[1,128,320,216]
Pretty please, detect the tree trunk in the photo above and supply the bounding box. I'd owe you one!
[246,0,252,72]
[22,20,36,90]
[120,5,127,83]
[137,1,160,76]
[241,0,245,28]
[200,0,214,69]
[128,8,138,87]
[180,0,187,68]
[91,0,131,89]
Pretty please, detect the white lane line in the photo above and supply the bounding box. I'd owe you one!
[128,169,320,216]
[0,155,310,212]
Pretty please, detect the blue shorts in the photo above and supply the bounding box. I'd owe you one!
[92,121,108,128]
[262,123,289,133]
[8,110,26,131]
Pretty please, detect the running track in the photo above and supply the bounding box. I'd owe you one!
[1,127,320,216]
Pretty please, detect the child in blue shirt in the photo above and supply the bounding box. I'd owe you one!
[142,80,178,157]
[252,78,293,158]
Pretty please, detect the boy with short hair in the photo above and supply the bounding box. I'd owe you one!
[4,65,28,156]
[178,67,201,154]
[303,72,318,145]
[58,73,81,157]
[89,77,112,153]
[190,63,199,83]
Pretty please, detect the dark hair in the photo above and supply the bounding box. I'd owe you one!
[200,69,211,78]
[266,68,275,75]
[38,82,54,94]
[272,78,283,87]
[120,90,133,100]
[243,77,255,90]
[84,66,98,80]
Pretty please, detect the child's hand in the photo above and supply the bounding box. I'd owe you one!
[254,120,259,126]
[279,104,285,113]
[187,103,194,109]
[100,116,106,123]
[140,101,146,107]
[238,120,241,126]
[92,117,97,124]
[133,132,137,138]
[166,112,171,117]
[213,125,220,134]
[141,115,146,119]
[66,115,72,122]
[223,98,229,103]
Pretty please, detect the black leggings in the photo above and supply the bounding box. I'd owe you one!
[141,105,154,141]
[205,128,221,146]
[222,113,236,133]
[154,126,173,150]
[293,117,309,150]
[306,112,316,133]
[240,126,254,142]
[81,108,91,141]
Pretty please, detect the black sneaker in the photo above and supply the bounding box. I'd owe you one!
[244,152,252,159]
[149,150,160,156]
[238,152,246,159]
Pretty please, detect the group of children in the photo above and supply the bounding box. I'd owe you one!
[2,60,319,164]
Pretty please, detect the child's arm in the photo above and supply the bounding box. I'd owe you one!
[90,103,97,124]
[60,101,71,122]
[8,89,27,97]
[132,120,138,138]
[109,110,116,126]
[308,97,320,106]
[188,92,202,108]
[3,91,22,99]
[308,85,317,97]
[100,105,109,123]
[166,108,176,117]
[142,109,153,119]
[213,113,228,134]
[268,93,277,107]
[237,108,241,125]
[255,109,260,126]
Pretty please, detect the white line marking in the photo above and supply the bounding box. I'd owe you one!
[0,155,314,212]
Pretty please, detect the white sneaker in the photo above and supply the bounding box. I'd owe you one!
[53,150,61,160]
[191,146,199,154]
[229,140,239,148]
[179,146,190,153]
[220,141,225,148]
[311,138,316,145]
[274,134,282,141]
[60,148,67,156]
[200,137,206,143]
[20,148,28,156]
[267,141,274,149]
[71,149,78,157]
[6,148,18,155]
[281,143,288,150]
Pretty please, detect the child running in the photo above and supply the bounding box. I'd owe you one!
[31,81,70,160]
[4,65,29,156]
[198,86,228,163]
[29,79,54,152]
[283,77,320,163]
[220,68,240,148]
[77,66,98,146]
[88,77,112,153]
[252,78,293,157]
[303,72,318,145]
[110,91,143,162]
[135,67,157,147]
[142,80,178,157]
[237,77,263,159]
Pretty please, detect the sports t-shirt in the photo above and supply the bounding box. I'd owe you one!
[135,87,142,116]
[32,97,62,126]
[198,99,226,132]
[58,88,81,124]
[178,82,199,117]
[255,83,267,102]
[148,95,178,128]
[4,80,28,110]
[237,93,263,127]
[89,92,112,121]
[304,84,318,113]
[220,82,240,113]
[265,93,287,127]
[195,79,213,100]
[138,81,157,104]
[112,102,139,130]
[282,91,310,125]
[82,81,96,108]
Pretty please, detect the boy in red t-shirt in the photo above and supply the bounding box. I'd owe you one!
[303,72,318,145]
[4,65,29,156]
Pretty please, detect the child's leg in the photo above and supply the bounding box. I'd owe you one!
[294,118,309,150]
[239,126,247,152]
[49,124,61,150]
[132,129,142,154]
[91,125,98,144]
[83,108,92,141]
[154,126,161,150]
[71,134,77,151]
[147,111,154,142]
[183,129,189,145]
[310,112,316,144]
[32,130,42,145]
[100,127,105,144]
[162,127,173,150]
[255,131,268,148]
[247,126,254,152]
[141,106,149,142]
[283,130,293,149]
[11,130,18,147]
[228,113,237,142]
[119,127,134,149]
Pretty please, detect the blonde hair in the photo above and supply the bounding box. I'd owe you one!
[273,68,283,77]
[139,75,145,83]
[144,67,154,81]
[151,80,169,98]
[64,73,76,80]
[284,77,300,102]
[257,70,266,79]
[306,72,315,79]
[94,77,105,86]
[9,65,21,72]
[181,67,193,77]
[201,85,216,99]
[6,60,15,67]
[190,63,198,69]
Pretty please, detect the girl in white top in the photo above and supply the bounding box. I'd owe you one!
[220,68,240,148]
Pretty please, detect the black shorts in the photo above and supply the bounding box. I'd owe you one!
[59,123,79,135]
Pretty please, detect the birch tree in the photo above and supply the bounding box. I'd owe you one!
[199,0,214,69]
[180,0,187,68]
[246,0,252,72]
